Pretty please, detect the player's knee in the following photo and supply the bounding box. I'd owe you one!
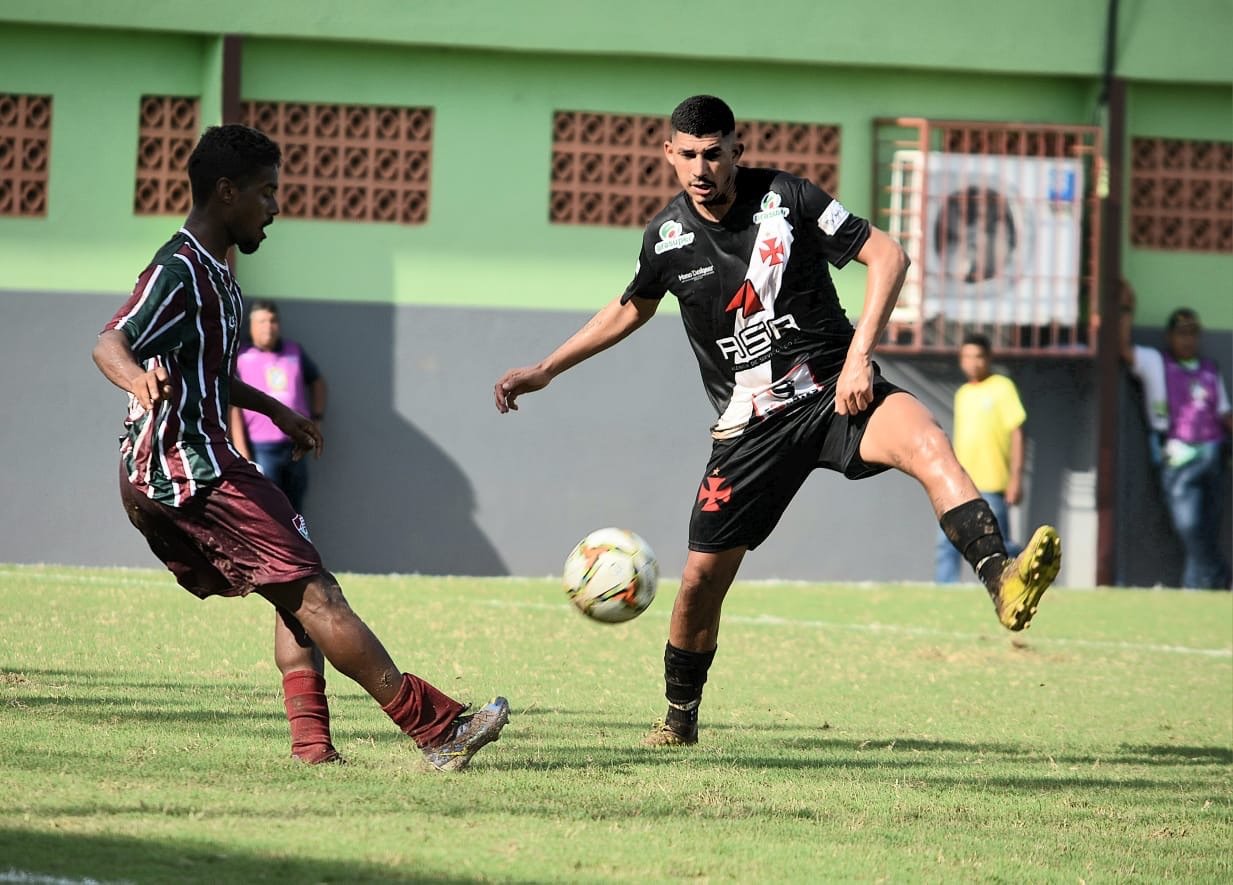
[679,561,734,600]
[903,424,954,474]
[299,575,353,621]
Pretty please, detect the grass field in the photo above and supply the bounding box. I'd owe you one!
[1,564,1230,883]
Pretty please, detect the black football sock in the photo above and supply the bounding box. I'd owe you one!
[939,499,1009,594]
[663,642,716,734]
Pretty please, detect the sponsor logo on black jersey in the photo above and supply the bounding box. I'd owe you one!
[759,237,785,266]
[678,264,715,283]
[770,379,796,399]
[724,279,764,318]
[716,314,801,366]
[654,219,696,254]
[818,200,851,236]
[753,191,790,223]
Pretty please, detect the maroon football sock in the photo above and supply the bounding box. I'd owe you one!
[282,669,341,764]
[380,672,466,748]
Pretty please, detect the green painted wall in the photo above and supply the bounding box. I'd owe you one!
[2,0,1229,83]
[1123,81,1233,328]
[1,13,1228,324]
[0,26,213,293]
[237,40,1096,314]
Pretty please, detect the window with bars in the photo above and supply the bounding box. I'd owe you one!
[243,101,433,224]
[1130,137,1232,254]
[0,93,52,218]
[549,110,840,227]
[873,117,1103,356]
[134,96,199,215]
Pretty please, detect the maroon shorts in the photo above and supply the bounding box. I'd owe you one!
[119,459,323,599]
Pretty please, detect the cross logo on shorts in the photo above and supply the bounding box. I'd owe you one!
[697,476,732,512]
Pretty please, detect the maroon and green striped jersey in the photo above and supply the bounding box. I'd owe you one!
[103,229,245,506]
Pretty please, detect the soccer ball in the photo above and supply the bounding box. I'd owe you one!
[562,527,658,623]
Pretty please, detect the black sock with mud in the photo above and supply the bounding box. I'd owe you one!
[939,499,1009,594]
[663,643,716,734]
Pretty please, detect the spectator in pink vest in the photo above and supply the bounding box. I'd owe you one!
[230,300,327,513]
[1120,282,1232,590]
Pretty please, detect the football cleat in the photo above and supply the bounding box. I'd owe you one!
[422,697,510,771]
[642,718,698,747]
[993,525,1061,631]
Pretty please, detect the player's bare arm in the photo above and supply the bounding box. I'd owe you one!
[835,227,910,416]
[493,294,658,413]
[228,405,253,460]
[1007,425,1025,505]
[92,329,172,411]
[231,375,323,460]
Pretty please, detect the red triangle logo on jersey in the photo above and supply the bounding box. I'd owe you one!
[725,279,763,318]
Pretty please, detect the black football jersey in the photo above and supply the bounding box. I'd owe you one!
[622,166,870,437]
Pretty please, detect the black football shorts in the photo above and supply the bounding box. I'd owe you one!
[688,372,908,553]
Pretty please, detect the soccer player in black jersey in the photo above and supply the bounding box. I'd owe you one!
[494,95,1061,747]
[94,125,508,769]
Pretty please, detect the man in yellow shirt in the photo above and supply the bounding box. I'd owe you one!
[936,333,1026,583]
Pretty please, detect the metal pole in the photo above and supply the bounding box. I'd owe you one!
[1095,0,1124,586]
[221,35,243,125]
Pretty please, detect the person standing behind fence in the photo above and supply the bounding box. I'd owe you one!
[1119,283,1232,590]
[935,333,1026,583]
[230,300,325,514]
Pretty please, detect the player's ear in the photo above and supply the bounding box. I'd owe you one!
[663,138,675,162]
[732,140,745,162]
[215,177,236,205]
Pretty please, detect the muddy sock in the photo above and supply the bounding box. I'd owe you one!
[664,643,716,734]
[939,499,1009,594]
[380,672,467,748]
[282,669,340,764]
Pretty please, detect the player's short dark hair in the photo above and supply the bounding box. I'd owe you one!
[961,332,992,354]
[188,125,281,207]
[1166,307,1200,331]
[248,299,279,317]
[670,95,736,137]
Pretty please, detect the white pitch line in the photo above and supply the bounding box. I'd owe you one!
[3,569,1228,659]
[0,870,131,885]
[476,598,1233,659]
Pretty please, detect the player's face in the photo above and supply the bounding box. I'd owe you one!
[958,344,991,382]
[249,308,280,350]
[227,165,280,255]
[665,131,743,214]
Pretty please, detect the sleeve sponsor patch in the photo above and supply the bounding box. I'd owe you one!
[817,200,850,237]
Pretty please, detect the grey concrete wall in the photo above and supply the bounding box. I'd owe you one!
[1,288,1228,586]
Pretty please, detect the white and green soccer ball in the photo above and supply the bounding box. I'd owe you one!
[562,527,658,623]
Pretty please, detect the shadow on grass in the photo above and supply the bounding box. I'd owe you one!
[1120,744,1233,764]
[0,827,477,884]
[8,669,1230,779]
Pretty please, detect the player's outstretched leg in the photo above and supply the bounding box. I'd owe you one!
[939,500,1061,631]
[989,524,1062,631]
[262,574,510,770]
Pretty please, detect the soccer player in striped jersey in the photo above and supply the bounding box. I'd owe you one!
[494,95,1062,748]
[93,125,508,771]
